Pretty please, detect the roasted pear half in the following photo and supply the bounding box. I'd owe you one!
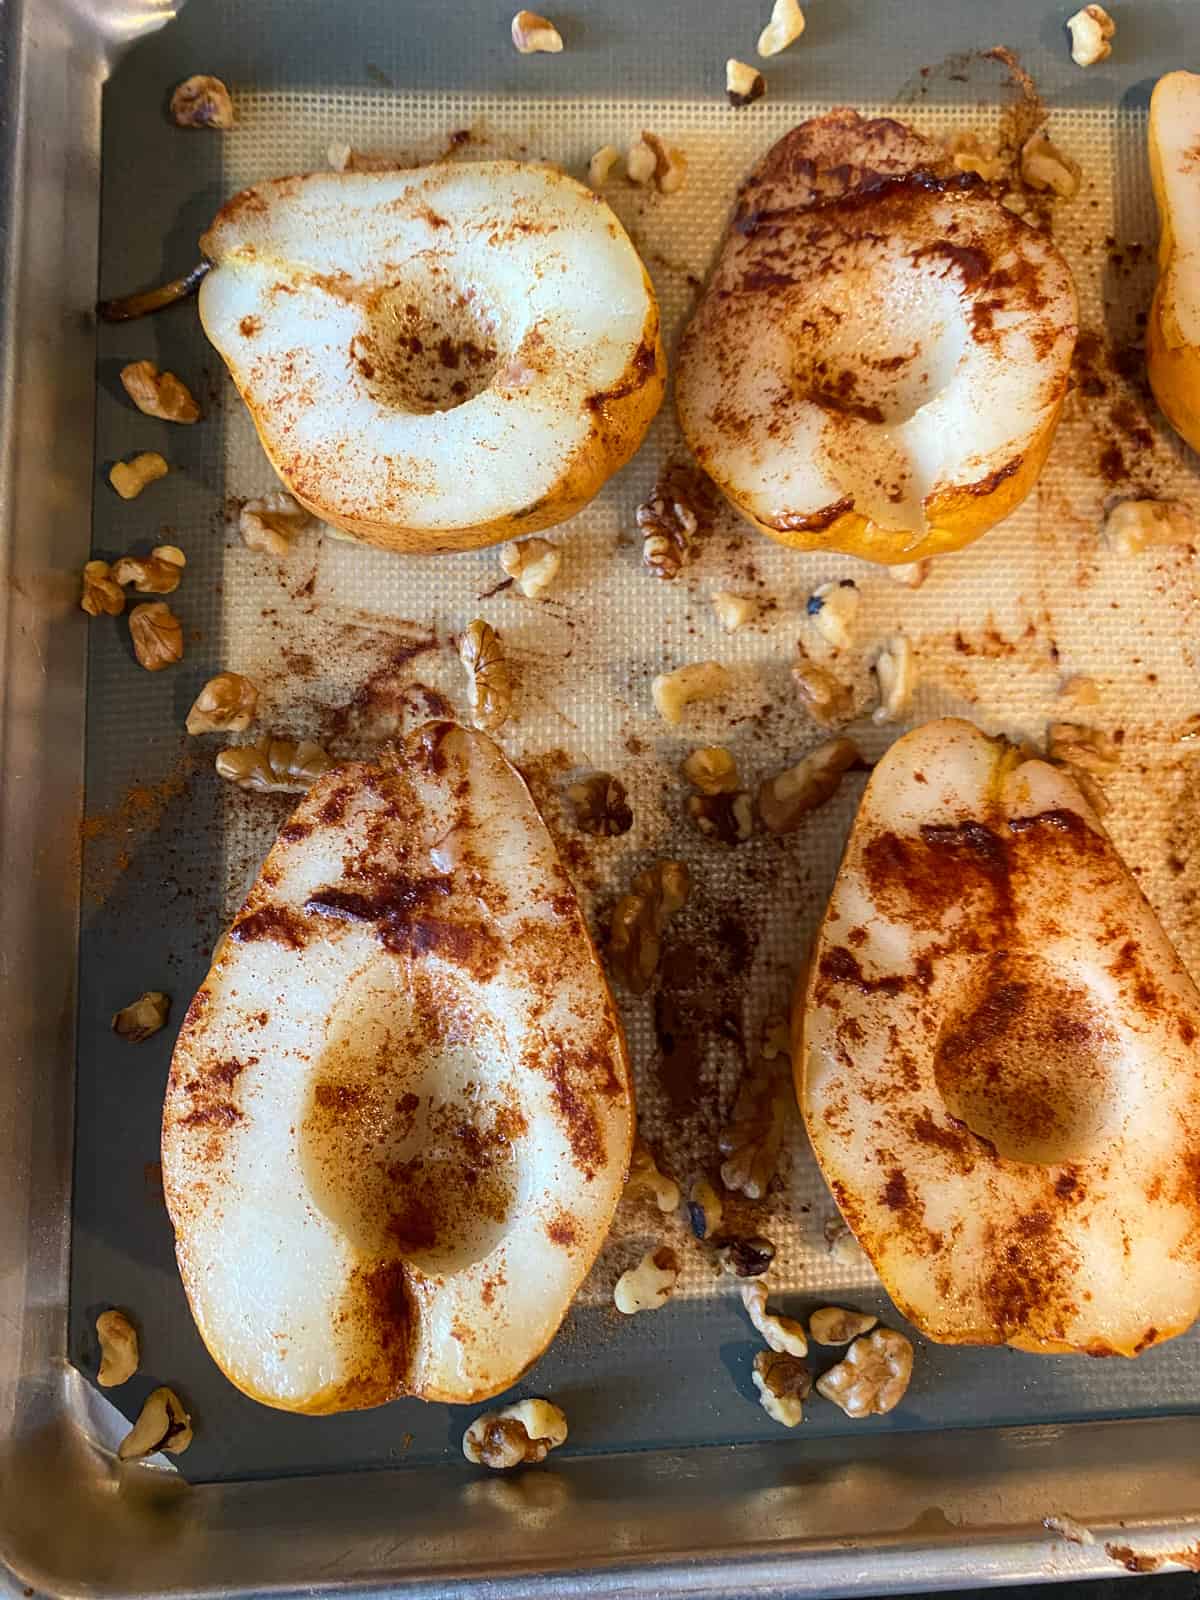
[797,718,1200,1357]
[677,111,1078,563]
[1148,70,1200,455]
[162,722,634,1412]
[199,164,664,553]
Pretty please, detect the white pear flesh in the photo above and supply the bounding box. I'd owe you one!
[798,717,1200,1357]
[162,723,634,1412]
[677,112,1078,563]
[198,164,664,553]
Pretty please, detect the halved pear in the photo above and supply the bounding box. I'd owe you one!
[797,718,1200,1357]
[199,164,664,553]
[1148,70,1200,454]
[162,722,634,1412]
[677,111,1078,563]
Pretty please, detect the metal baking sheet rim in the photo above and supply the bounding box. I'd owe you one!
[2,0,1199,1594]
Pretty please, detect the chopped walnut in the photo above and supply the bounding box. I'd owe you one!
[186,672,259,735]
[112,991,170,1042]
[741,1281,808,1357]
[118,1386,192,1460]
[638,473,701,579]
[719,1054,790,1200]
[757,0,806,57]
[687,790,754,847]
[625,1140,680,1212]
[711,591,759,632]
[888,559,932,589]
[872,635,917,724]
[1067,5,1115,66]
[119,361,200,424]
[807,579,859,648]
[687,1177,724,1240]
[716,1234,776,1278]
[752,1350,811,1427]
[823,1213,870,1267]
[170,74,234,129]
[1058,674,1100,707]
[1104,498,1199,554]
[682,745,740,795]
[500,536,561,598]
[793,649,854,726]
[816,1327,914,1418]
[726,58,766,106]
[614,1246,680,1314]
[96,1309,139,1387]
[639,130,688,195]
[239,490,312,556]
[946,132,1008,183]
[567,772,632,836]
[511,9,563,52]
[129,602,183,671]
[587,144,621,186]
[652,661,732,726]
[326,142,406,174]
[1047,721,1119,774]
[757,737,861,833]
[808,1306,879,1346]
[216,735,333,793]
[625,137,658,186]
[463,1398,567,1469]
[1020,128,1082,198]
[80,560,125,617]
[109,452,168,500]
[111,544,186,594]
[459,619,514,732]
[609,859,689,993]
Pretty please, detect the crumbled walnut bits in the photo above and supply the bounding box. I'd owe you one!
[625,137,658,186]
[752,1350,811,1427]
[567,772,633,836]
[872,635,917,724]
[793,649,853,726]
[587,144,621,187]
[741,1281,808,1356]
[186,672,259,735]
[946,132,1008,183]
[1104,498,1199,553]
[96,1309,139,1387]
[808,1306,878,1346]
[687,1177,724,1240]
[510,9,563,52]
[638,131,688,195]
[459,619,514,732]
[638,471,702,579]
[239,490,312,556]
[716,1234,776,1278]
[757,0,805,57]
[119,361,200,423]
[614,1246,680,1314]
[80,560,125,617]
[609,859,689,993]
[500,536,562,598]
[652,661,732,726]
[687,789,754,847]
[1067,4,1115,66]
[111,544,186,594]
[711,590,758,632]
[129,602,183,671]
[110,452,168,500]
[216,735,332,793]
[625,1140,680,1212]
[118,1386,192,1460]
[170,74,234,129]
[757,737,861,834]
[807,579,859,649]
[726,59,766,106]
[719,1039,791,1200]
[1020,128,1082,198]
[815,1327,914,1418]
[463,1398,568,1469]
[112,991,170,1042]
[824,1213,870,1267]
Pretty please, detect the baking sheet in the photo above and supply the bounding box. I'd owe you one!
[74,32,1200,1484]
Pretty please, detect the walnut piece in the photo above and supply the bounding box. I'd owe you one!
[1058,674,1100,707]
[567,772,632,836]
[652,661,732,726]
[326,142,406,174]
[888,558,932,589]
[946,132,1008,183]
[1046,721,1118,815]
[823,1213,870,1267]
[726,58,766,106]
[682,745,740,795]
[216,735,333,793]
[716,1234,776,1278]
[808,1306,879,1346]
[638,472,702,579]
[186,672,259,735]
[239,490,312,556]
[459,619,514,732]
[118,1386,192,1460]
[112,991,170,1042]
[96,1309,139,1388]
[625,137,658,186]
[872,635,917,724]
[757,0,806,57]
[111,544,186,594]
[752,1350,811,1427]
[588,144,621,187]
[609,859,690,993]
[463,1398,567,1469]
[639,130,688,195]
[110,452,168,500]
[742,1281,808,1357]
[500,536,562,598]
[807,579,859,648]
[511,9,563,52]
[687,1177,724,1240]
[614,1246,680,1314]
[1104,498,1199,554]
[816,1327,914,1418]
[80,560,125,617]
[1020,128,1082,198]
[119,361,200,424]
[170,74,234,129]
[129,602,183,671]
[793,649,853,726]
[719,1050,791,1199]
[687,790,754,846]
[1067,5,1115,66]
[711,591,759,632]
[625,1140,680,1212]
[757,737,861,833]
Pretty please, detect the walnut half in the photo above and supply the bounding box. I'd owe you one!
[239,491,312,556]
[120,361,200,424]
[719,1049,791,1200]
[608,859,689,993]
[458,619,514,732]
[186,672,259,735]
[216,735,332,794]
[129,602,183,671]
[638,470,703,579]
[816,1327,914,1418]
[170,74,234,129]
[758,737,861,833]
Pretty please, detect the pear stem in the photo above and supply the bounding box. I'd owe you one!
[96,260,212,323]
